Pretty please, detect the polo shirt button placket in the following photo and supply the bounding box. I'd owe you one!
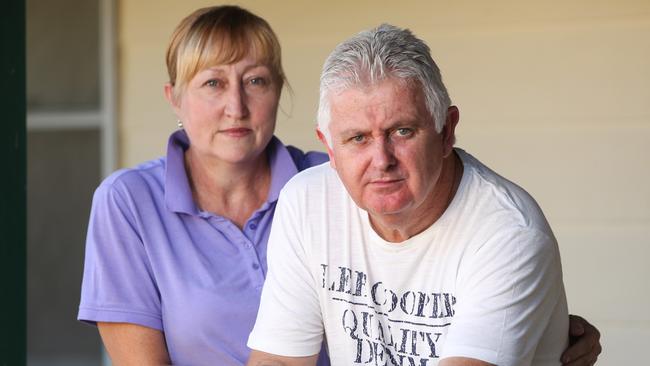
[251,258,264,288]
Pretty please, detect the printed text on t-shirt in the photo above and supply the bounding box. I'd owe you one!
[320,264,457,365]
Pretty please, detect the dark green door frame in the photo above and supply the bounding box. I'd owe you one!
[1,0,26,364]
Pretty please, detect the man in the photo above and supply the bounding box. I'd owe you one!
[247,24,594,366]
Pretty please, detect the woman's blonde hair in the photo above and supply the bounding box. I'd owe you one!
[166,5,286,98]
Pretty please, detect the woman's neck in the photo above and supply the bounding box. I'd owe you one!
[184,148,271,229]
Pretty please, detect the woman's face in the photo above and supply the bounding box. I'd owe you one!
[168,55,280,165]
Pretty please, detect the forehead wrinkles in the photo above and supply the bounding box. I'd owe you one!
[332,82,422,130]
[361,94,397,124]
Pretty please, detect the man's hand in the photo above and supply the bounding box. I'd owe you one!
[561,315,602,365]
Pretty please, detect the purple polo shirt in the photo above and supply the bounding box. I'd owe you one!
[78,130,328,365]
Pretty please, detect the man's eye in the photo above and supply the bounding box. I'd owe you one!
[350,135,365,143]
[395,128,413,137]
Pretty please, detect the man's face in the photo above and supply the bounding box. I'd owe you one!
[319,79,457,225]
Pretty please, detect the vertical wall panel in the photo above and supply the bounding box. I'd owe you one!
[0,0,26,364]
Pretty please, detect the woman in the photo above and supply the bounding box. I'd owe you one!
[78,5,601,366]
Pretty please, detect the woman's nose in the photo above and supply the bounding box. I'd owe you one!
[224,85,249,120]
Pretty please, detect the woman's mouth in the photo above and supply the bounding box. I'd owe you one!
[220,127,252,138]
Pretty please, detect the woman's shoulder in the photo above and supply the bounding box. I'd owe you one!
[284,145,329,172]
[96,157,166,199]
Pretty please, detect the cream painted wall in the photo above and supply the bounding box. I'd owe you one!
[119,1,650,364]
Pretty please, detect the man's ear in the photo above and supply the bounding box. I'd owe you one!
[442,106,459,158]
[316,128,336,170]
[164,83,182,116]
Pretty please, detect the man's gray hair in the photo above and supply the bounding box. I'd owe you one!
[317,24,451,143]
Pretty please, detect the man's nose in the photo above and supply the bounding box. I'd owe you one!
[224,84,249,120]
[371,137,396,170]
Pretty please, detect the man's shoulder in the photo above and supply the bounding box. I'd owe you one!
[457,149,550,231]
[283,161,336,190]
[278,162,344,204]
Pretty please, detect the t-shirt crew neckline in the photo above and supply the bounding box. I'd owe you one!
[361,148,470,251]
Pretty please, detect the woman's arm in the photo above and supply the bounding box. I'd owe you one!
[98,322,171,366]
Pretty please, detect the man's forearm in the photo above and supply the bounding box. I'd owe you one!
[246,350,318,366]
[438,357,495,366]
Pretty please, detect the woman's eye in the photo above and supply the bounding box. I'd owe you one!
[248,77,268,86]
[204,79,220,88]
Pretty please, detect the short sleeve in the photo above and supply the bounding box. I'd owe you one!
[77,178,163,330]
[286,145,329,171]
[247,187,324,356]
[441,227,568,365]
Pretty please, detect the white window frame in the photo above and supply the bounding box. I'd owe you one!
[27,0,116,180]
[26,0,116,364]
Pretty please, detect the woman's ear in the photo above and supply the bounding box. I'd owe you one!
[164,83,182,116]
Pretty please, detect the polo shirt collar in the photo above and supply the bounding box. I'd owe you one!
[165,130,197,215]
[266,136,299,203]
[164,131,299,215]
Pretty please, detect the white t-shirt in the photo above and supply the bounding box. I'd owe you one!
[248,149,568,366]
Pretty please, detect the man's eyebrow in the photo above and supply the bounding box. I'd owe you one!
[337,128,366,136]
[336,119,422,137]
